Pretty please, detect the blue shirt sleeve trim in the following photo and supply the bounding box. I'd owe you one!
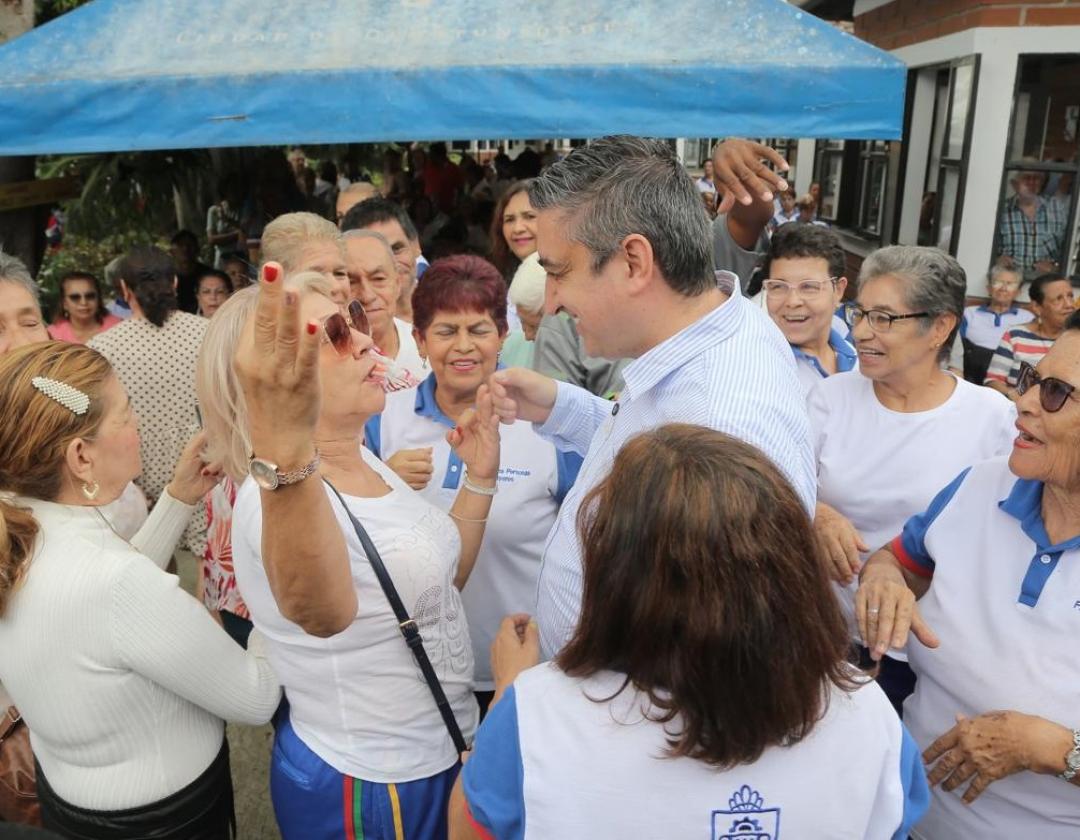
[462,685,526,840]
[894,724,931,840]
[364,414,382,458]
[897,467,971,572]
[554,449,584,504]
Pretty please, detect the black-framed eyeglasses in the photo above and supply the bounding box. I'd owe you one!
[845,305,931,333]
[1016,361,1077,413]
[323,300,371,355]
[65,292,98,303]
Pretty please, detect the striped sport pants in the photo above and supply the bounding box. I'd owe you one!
[270,714,460,839]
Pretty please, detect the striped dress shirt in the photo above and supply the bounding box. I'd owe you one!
[533,272,816,656]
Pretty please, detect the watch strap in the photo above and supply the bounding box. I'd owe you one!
[1060,728,1080,781]
[276,453,320,486]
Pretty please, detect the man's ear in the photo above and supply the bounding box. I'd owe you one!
[621,234,655,296]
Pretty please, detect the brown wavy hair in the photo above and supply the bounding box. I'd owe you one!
[0,343,112,615]
[488,179,534,280]
[557,424,858,768]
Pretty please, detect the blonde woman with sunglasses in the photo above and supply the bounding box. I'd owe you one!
[224,263,500,840]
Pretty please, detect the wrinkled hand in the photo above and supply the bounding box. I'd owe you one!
[488,367,558,426]
[447,385,500,481]
[233,262,321,461]
[387,447,434,491]
[855,564,938,660]
[712,139,790,215]
[814,503,867,585]
[167,430,224,505]
[925,711,1045,803]
[491,613,540,694]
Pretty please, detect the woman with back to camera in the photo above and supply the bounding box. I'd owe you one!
[47,271,122,344]
[450,424,928,839]
[88,247,211,557]
[227,263,501,839]
[0,342,279,838]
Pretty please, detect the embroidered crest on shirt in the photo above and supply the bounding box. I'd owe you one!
[712,785,781,840]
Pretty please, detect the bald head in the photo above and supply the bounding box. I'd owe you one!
[336,182,379,227]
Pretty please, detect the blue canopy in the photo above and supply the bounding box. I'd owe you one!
[0,0,905,155]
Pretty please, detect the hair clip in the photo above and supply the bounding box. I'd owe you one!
[31,376,90,415]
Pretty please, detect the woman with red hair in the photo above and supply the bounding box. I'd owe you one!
[366,255,581,715]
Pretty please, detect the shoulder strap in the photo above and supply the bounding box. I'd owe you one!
[322,479,469,754]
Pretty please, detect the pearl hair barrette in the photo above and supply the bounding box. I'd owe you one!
[31,376,90,415]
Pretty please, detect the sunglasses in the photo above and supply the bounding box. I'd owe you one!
[1016,361,1077,413]
[66,292,98,303]
[323,300,371,355]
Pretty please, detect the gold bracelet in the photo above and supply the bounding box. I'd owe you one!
[449,511,488,524]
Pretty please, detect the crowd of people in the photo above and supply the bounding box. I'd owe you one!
[0,135,1078,840]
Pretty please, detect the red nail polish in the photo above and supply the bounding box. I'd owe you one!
[264,265,278,283]
[306,322,317,335]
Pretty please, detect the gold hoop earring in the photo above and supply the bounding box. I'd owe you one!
[81,481,100,501]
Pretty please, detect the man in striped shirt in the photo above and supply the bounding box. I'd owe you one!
[489,137,816,657]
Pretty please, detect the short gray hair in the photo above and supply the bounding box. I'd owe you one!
[0,251,39,304]
[529,136,713,296]
[987,263,1020,288]
[342,228,395,266]
[858,246,966,361]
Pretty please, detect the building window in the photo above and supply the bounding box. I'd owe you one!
[994,54,1080,279]
[917,58,977,254]
[814,140,846,222]
[857,141,889,236]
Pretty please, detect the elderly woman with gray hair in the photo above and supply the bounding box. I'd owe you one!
[808,245,1017,711]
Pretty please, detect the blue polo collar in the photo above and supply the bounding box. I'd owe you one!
[791,328,857,378]
[998,478,1080,607]
[414,372,454,428]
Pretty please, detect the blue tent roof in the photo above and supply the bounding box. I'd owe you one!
[0,0,905,155]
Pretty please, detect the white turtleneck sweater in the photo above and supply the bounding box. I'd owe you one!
[0,490,280,810]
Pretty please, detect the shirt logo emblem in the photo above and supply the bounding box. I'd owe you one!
[712,785,781,840]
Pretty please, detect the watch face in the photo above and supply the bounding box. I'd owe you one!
[250,458,279,490]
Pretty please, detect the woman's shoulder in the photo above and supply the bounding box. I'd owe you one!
[949,376,1014,412]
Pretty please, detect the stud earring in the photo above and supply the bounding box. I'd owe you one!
[81,481,100,501]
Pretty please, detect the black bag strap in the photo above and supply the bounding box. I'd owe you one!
[323,479,469,754]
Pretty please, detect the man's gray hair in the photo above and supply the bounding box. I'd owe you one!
[342,228,395,266]
[987,263,1020,287]
[858,245,966,361]
[0,250,39,304]
[529,136,714,296]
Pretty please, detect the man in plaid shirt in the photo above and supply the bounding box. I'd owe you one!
[996,168,1067,278]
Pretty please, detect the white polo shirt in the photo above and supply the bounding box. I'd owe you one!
[960,305,1032,351]
[891,457,1080,838]
[367,374,581,690]
[808,372,1016,641]
[462,663,928,838]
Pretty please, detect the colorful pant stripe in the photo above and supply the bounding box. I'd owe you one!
[271,713,459,840]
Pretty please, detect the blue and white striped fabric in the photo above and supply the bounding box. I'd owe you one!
[534,272,816,656]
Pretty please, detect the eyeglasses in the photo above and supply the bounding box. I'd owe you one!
[1016,361,1077,413]
[323,300,371,355]
[845,305,930,333]
[762,278,837,299]
[66,292,98,303]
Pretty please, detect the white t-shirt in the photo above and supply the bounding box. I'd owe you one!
[373,380,579,689]
[463,663,927,838]
[392,316,425,384]
[231,447,478,783]
[894,458,1080,838]
[808,372,1016,636]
